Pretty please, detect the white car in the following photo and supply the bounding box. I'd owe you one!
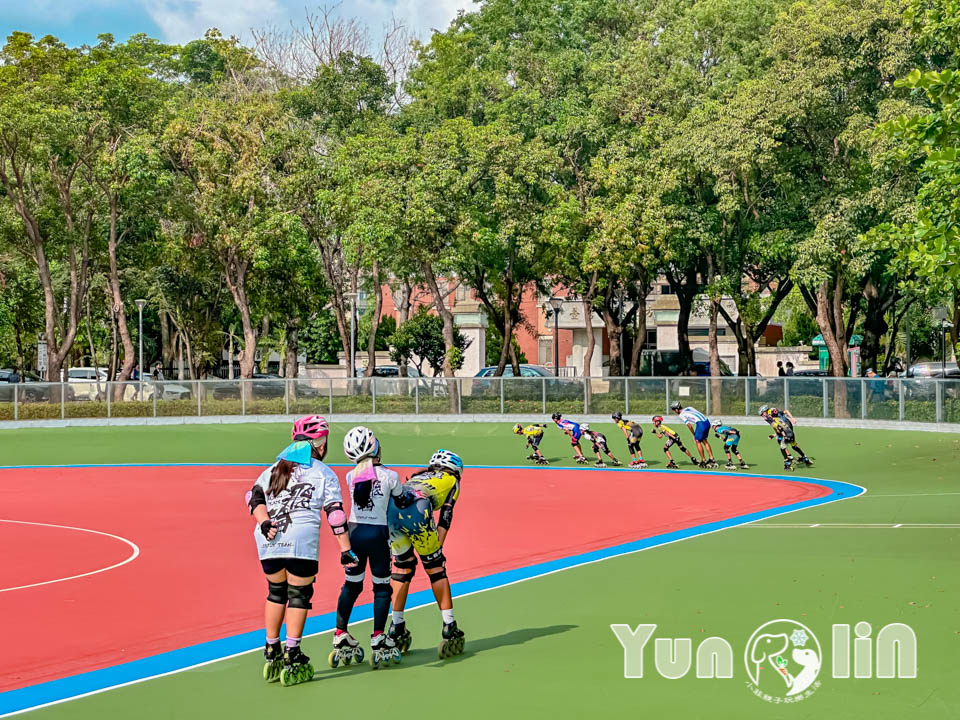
[67,367,109,401]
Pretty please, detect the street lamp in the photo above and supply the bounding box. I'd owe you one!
[135,299,147,387]
[345,292,358,379]
[548,296,564,372]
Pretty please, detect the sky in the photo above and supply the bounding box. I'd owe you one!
[0,0,473,48]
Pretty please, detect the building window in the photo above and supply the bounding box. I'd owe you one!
[644,329,657,349]
[455,284,468,303]
[660,285,674,295]
[689,328,726,337]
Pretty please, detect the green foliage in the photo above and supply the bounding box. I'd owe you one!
[485,323,528,366]
[301,312,342,365]
[389,307,471,376]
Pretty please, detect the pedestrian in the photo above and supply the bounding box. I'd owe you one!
[777,361,785,377]
[153,363,165,382]
[786,362,794,376]
[7,368,21,383]
[132,364,140,381]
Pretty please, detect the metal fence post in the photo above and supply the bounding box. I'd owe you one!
[898,379,904,422]
[665,378,670,414]
[705,378,711,415]
[329,378,333,415]
[13,384,18,421]
[542,377,546,414]
[415,379,420,414]
[107,382,111,418]
[936,381,944,423]
[625,378,630,415]
[783,378,789,413]
[583,377,589,414]
[284,380,290,415]
[153,386,157,417]
[372,377,377,414]
[822,378,828,418]
[744,378,750,416]
[197,381,201,417]
[241,380,246,416]
[457,379,462,415]
[61,383,65,419]
[500,378,504,415]
[861,378,867,420]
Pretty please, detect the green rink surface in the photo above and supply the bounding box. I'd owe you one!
[2,422,959,719]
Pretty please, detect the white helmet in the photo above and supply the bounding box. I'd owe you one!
[430,449,464,474]
[580,422,590,431]
[343,426,379,462]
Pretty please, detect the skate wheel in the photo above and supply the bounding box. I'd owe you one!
[355,647,365,662]
[393,650,403,664]
[328,650,339,669]
[280,668,291,686]
[438,642,449,659]
[370,655,380,669]
[343,654,352,665]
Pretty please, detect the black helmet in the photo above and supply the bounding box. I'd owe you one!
[612,411,622,421]
[670,401,682,412]
[551,412,562,421]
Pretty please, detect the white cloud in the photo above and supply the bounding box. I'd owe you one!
[144,0,285,44]
[141,0,472,45]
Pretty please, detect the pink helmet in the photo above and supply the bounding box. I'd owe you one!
[292,415,329,441]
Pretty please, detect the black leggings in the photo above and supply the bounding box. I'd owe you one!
[337,523,392,632]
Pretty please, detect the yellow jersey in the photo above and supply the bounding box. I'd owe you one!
[520,424,545,438]
[406,470,461,512]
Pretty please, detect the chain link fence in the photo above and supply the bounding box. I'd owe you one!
[2,375,959,425]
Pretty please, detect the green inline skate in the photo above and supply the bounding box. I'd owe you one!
[280,645,314,686]
[262,641,283,683]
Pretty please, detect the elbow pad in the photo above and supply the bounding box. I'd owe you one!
[324,502,348,535]
[248,485,266,514]
[437,503,454,531]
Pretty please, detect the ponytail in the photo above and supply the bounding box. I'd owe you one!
[352,458,375,508]
[268,459,296,496]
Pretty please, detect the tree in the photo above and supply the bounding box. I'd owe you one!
[388,306,471,376]
[0,33,97,385]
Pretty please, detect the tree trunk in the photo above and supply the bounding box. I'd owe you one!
[364,262,383,377]
[222,250,256,392]
[160,311,175,371]
[811,278,850,417]
[860,277,893,375]
[285,317,300,379]
[582,272,599,409]
[423,264,459,412]
[628,281,650,376]
[706,255,723,414]
[602,303,622,378]
[106,198,135,386]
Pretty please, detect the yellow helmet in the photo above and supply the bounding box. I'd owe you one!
[513,423,523,434]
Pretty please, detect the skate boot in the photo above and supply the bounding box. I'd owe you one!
[708,460,719,469]
[595,460,606,468]
[575,456,588,465]
[800,456,814,467]
[699,461,708,469]
[783,458,795,471]
[370,632,401,669]
[280,645,314,686]
[628,460,640,468]
[666,460,679,469]
[262,641,284,682]
[636,461,649,469]
[328,631,364,668]
[438,621,465,659]
[739,461,749,469]
[526,454,537,461]
[611,459,622,466]
[690,456,700,465]
[725,462,736,470]
[388,621,412,654]
[535,456,549,465]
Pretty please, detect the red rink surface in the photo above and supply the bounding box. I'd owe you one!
[0,464,830,692]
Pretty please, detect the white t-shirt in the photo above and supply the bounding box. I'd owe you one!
[679,407,708,425]
[346,464,403,526]
[253,459,342,561]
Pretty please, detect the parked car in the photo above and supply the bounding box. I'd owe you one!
[637,350,733,377]
[67,367,109,401]
[903,362,960,400]
[474,364,555,378]
[0,369,74,402]
[906,362,960,378]
[210,373,323,400]
[791,369,828,377]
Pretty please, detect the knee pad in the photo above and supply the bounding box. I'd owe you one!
[391,570,414,583]
[393,548,417,570]
[287,583,314,610]
[267,580,288,605]
[426,568,448,583]
[421,548,446,570]
[373,581,392,599]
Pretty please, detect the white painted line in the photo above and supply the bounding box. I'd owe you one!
[0,520,140,593]
[747,523,960,529]
[893,523,903,528]
[857,492,960,498]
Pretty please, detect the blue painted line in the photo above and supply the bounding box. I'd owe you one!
[0,464,864,717]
